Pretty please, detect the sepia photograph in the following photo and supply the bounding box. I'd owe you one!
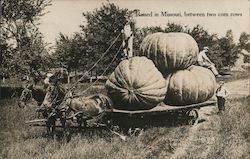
[0,0,249,158]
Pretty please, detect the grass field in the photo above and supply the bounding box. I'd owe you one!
[0,72,249,159]
[0,97,249,158]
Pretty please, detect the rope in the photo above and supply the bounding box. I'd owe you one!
[58,35,123,107]
[68,32,121,92]
[73,42,123,95]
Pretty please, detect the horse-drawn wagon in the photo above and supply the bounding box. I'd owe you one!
[105,100,216,129]
[23,89,216,139]
[21,32,218,139]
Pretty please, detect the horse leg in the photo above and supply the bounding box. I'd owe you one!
[46,117,54,139]
[60,111,69,140]
[46,120,51,137]
[64,119,72,142]
[62,109,72,142]
[46,109,57,139]
[77,115,87,133]
[42,109,51,138]
[60,111,66,131]
[51,117,56,140]
[77,116,83,133]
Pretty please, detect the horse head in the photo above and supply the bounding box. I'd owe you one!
[41,84,66,110]
[18,84,33,108]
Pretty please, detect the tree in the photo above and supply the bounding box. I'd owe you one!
[207,42,225,69]
[1,0,51,78]
[238,32,250,63]
[238,32,250,49]
[185,25,228,68]
[187,25,217,50]
[54,33,88,78]
[164,22,185,33]
[218,30,238,69]
[80,3,130,75]
[0,36,12,79]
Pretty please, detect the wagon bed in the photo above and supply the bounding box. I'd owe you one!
[25,100,217,136]
[106,100,216,116]
[104,100,216,128]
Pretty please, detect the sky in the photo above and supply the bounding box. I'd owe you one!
[39,0,250,46]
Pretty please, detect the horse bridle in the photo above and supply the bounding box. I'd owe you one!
[20,88,33,103]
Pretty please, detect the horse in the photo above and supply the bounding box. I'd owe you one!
[40,80,113,139]
[40,83,67,138]
[18,84,46,108]
[59,93,113,139]
[63,94,113,117]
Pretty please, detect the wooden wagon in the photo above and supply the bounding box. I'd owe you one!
[26,100,216,137]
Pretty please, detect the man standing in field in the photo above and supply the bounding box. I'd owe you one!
[198,46,221,77]
[216,81,228,114]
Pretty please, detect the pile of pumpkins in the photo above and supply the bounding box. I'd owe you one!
[106,32,216,111]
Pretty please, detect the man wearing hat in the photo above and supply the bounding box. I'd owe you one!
[216,81,228,114]
[198,46,221,77]
[121,15,134,59]
[44,72,53,89]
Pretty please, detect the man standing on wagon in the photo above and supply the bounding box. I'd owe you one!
[121,15,134,59]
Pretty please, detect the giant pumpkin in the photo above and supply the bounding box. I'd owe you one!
[138,32,199,74]
[164,65,216,105]
[106,56,167,110]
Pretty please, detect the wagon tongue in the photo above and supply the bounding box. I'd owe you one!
[109,129,127,141]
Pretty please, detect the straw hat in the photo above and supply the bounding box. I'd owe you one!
[46,72,53,77]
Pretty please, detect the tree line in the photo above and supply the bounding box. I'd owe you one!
[1,1,249,82]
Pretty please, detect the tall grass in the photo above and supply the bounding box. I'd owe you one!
[0,96,249,158]
[208,97,250,159]
[0,98,190,159]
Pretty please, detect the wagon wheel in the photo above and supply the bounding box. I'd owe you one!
[186,109,199,125]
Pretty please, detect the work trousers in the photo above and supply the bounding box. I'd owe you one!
[217,96,225,111]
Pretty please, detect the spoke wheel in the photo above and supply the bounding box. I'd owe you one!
[187,109,199,125]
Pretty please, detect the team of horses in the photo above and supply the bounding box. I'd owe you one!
[19,82,113,138]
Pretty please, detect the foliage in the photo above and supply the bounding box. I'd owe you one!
[186,25,224,68]
[54,33,88,74]
[187,25,215,49]
[80,3,129,75]
[207,42,225,68]
[164,23,185,33]
[238,32,250,49]
[238,32,250,63]
[218,30,238,68]
[0,0,51,78]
